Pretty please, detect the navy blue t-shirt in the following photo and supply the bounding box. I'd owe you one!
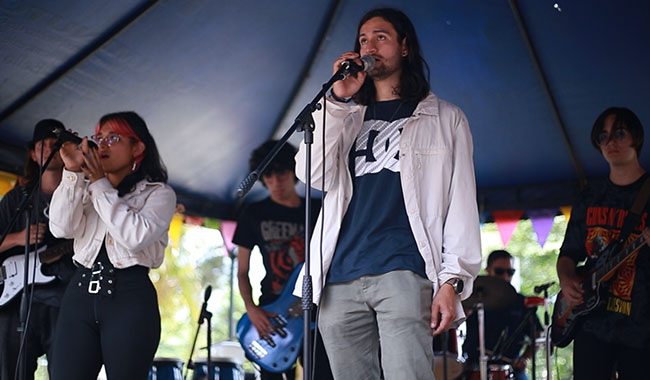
[327,99,426,283]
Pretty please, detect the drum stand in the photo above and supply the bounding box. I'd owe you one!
[184,286,213,380]
[542,288,552,380]
[477,302,488,380]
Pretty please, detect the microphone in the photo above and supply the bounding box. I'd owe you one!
[198,285,212,324]
[203,285,212,302]
[534,281,555,294]
[52,128,97,149]
[339,55,375,80]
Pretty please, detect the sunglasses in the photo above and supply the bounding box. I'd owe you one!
[596,128,628,146]
[493,268,516,276]
[91,134,121,147]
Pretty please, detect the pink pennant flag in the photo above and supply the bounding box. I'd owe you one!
[220,220,238,253]
[492,210,524,248]
[527,209,557,248]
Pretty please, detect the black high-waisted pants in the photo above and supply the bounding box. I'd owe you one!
[50,248,160,380]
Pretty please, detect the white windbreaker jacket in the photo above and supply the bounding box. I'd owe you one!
[293,92,482,324]
[49,170,176,269]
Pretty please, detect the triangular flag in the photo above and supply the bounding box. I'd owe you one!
[492,210,524,248]
[528,208,557,248]
[168,213,184,249]
[560,206,572,223]
[220,220,238,253]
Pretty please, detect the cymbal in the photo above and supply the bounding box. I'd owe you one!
[462,276,518,310]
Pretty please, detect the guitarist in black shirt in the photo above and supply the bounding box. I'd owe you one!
[557,107,650,379]
[0,120,75,380]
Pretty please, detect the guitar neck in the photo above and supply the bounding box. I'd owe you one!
[38,241,74,264]
[595,235,646,282]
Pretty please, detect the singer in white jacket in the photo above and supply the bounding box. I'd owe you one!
[48,111,175,380]
[293,8,481,380]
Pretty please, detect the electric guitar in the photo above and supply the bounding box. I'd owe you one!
[236,264,310,373]
[551,235,646,347]
[0,240,74,307]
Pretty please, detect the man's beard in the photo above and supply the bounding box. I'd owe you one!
[368,60,400,81]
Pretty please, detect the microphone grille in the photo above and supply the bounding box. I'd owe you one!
[360,55,375,72]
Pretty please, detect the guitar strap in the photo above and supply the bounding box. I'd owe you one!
[619,175,650,242]
[599,175,650,265]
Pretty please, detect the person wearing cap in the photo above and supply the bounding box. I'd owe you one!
[233,140,333,380]
[0,119,76,380]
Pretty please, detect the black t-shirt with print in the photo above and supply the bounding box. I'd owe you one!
[560,174,650,348]
[233,197,320,306]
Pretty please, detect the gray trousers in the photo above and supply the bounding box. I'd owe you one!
[318,270,435,380]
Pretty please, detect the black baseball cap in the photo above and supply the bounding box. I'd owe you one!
[31,119,64,144]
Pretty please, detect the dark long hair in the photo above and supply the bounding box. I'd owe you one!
[590,107,644,155]
[352,8,430,105]
[97,112,168,196]
[23,141,39,185]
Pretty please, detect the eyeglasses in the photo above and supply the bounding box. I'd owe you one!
[493,268,516,276]
[596,128,628,146]
[92,134,121,147]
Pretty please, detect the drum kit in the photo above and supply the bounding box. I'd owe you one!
[431,276,553,380]
[148,341,247,380]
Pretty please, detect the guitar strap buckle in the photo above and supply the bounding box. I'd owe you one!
[88,261,103,294]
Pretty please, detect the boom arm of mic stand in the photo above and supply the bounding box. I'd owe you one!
[235,65,345,200]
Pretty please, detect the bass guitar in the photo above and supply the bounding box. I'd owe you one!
[551,235,646,347]
[236,263,310,373]
[0,240,73,307]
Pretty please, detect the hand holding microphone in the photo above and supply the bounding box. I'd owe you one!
[52,128,104,181]
[332,52,375,99]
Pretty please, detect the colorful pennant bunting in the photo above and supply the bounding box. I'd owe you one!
[492,210,524,247]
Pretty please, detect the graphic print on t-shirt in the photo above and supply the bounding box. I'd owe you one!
[584,206,647,316]
[352,118,408,177]
[259,220,305,295]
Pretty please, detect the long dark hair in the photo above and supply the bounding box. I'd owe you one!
[590,107,644,155]
[23,141,39,186]
[352,8,430,105]
[97,111,168,196]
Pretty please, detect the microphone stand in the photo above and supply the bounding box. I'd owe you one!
[236,64,354,380]
[0,137,64,380]
[533,283,554,380]
[184,286,213,380]
[530,312,537,380]
[543,288,552,380]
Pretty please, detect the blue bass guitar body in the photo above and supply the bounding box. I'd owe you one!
[236,263,310,373]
